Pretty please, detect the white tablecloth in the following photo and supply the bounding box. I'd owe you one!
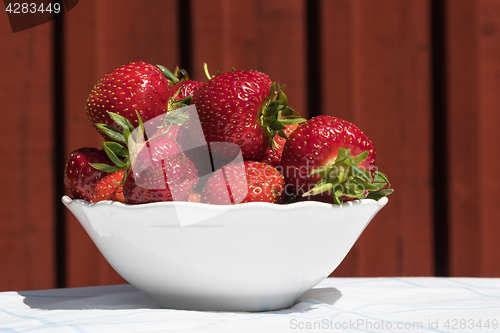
[1,277,499,332]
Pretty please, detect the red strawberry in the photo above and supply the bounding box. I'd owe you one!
[193,70,305,161]
[89,109,199,204]
[91,170,125,203]
[259,123,299,167]
[280,115,392,204]
[123,135,199,204]
[156,65,203,102]
[201,161,285,204]
[63,148,113,201]
[86,61,174,140]
[172,80,204,101]
[188,191,201,203]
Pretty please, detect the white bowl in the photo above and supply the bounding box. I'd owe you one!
[62,195,388,311]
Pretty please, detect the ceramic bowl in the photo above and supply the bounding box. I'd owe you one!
[62,195,388,311]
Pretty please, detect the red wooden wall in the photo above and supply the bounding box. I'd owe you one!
[1,0,499,291]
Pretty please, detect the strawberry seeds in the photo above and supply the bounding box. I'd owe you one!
[64,62,393,205]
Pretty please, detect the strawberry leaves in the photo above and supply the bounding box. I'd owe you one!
[90,108,192,184]
[366,172,394,200]
[259,83,306,150]
[303,147,393,204]
[156,64,181,83]
[89,111,141,184]
[79,65,393,205]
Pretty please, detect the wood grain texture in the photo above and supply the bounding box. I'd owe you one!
[321,0,433,277]
[191,0,307,117]
[0,18,56,290]
[446,0,500,277]
[477,0,500,277]
[2,0,500,292]
[62,0,180,287]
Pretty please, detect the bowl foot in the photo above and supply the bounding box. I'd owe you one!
[150,292,300,312]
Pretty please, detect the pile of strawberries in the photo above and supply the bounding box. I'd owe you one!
[64,61,392,205]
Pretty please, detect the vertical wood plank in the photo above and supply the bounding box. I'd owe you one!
[63,0,121,288]
[446,0,500,277]
[191,0,308,117]
[63,0,181,287]
[2,0,498,290]
[190,0,224,75]
[321,0,434,276]
[477,0,500,277]
[446,0,480,278]
[0,19,55,290]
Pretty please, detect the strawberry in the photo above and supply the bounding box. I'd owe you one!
[172,80,204,101]
[63,148,113,201]
[91,110,199,204]
[280,115,392,204]
[192,69,305,161]
[123,135,198,204]
[201,160,285,205]
[259,123,299,167]
[90,170,125,203]
[188,191,201,203]
[86,61,174,141]
[156,64,204,102]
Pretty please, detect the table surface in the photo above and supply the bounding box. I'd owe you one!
[1,277,499,333]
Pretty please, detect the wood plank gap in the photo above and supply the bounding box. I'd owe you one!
[179,0,193,74]
[306,0,321,118]
[431,0,449,277]
[52,15,67,288]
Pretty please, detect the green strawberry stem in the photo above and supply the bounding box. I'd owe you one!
[90,107,192,185]
[173,67,189,80]
[156,65,180,83]
[89,111,148,185]
[88,162,122,174]
[202,62,222,80]
[302,147,393,203]
[156,64,192,84]
[203,63,213,80]
[169,93,192,110]
[259,82,307,150]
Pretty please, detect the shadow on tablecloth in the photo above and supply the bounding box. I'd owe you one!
[18,284,342,312]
